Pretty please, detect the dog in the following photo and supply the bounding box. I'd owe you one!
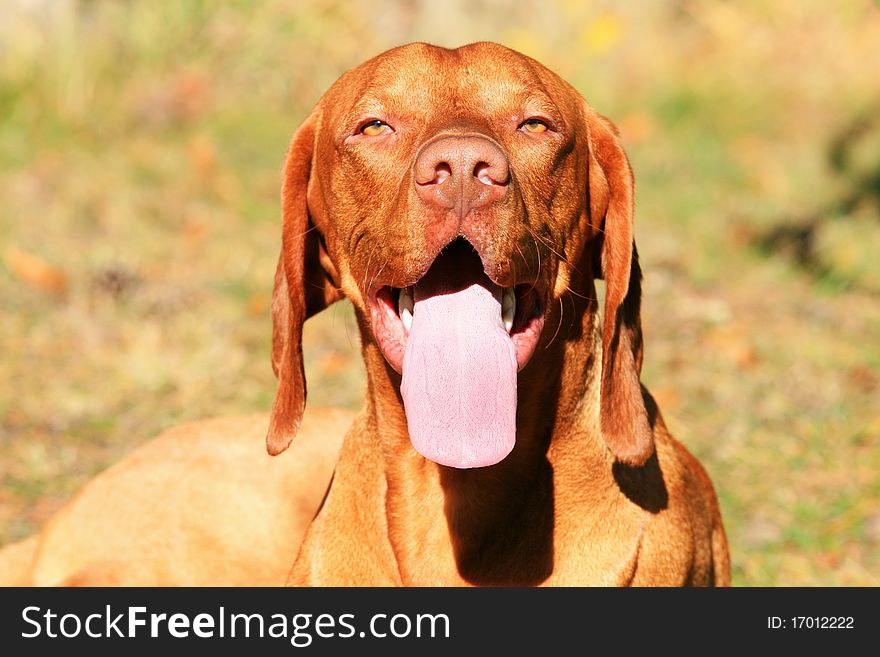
[0,412,351,585]
[0,42,729,586]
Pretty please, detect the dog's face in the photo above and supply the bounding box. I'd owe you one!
[269,42,653,469]
[312,43,589,372]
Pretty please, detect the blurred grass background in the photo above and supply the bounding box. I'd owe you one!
[1,0,879,586]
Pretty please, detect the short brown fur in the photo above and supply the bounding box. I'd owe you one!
[274,43,729,586]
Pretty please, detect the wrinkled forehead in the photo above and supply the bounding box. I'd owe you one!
[321,43,575,131]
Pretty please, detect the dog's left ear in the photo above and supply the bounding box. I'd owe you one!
[585,110,654,467]
[267,110,342,455]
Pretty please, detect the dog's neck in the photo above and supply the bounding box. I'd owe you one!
[356,296,611,585]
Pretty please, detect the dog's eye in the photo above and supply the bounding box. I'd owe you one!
[520,118,549,134]
[360,120,392,137]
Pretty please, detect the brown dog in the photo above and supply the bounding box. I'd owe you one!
[0,42,729,586]
[0,411,351,585]
[274,42,729,585]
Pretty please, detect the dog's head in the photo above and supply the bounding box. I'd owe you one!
[268,42,653,468]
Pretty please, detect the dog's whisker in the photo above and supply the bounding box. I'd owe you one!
[544,295,565,351]
[361,243,379,297]
[525,225,579,273]
[563,284,593,301]
[292,224,320,241]
[366,258,389,297]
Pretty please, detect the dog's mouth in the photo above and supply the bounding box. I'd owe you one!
[368,239,545,469]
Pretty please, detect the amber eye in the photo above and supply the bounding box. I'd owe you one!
[520,118,549,133]
[360,120,392,136]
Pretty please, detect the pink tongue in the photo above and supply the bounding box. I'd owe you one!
[400,253,517,469]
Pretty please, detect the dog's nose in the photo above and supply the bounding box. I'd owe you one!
[414,135,509,214]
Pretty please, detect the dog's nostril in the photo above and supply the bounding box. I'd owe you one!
[474,162,493,186]
[417,161,451,187]
[474,161,508,186]
[435,162,451,184]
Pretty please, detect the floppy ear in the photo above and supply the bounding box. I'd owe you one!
[267,111,342,455]
[586,111,654,467]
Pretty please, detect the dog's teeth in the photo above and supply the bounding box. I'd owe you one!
[399,288,414,332]
[502,288,515,333]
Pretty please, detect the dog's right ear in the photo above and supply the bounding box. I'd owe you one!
[267,111,342,455]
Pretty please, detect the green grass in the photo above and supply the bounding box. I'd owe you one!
[1,0,879,586]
